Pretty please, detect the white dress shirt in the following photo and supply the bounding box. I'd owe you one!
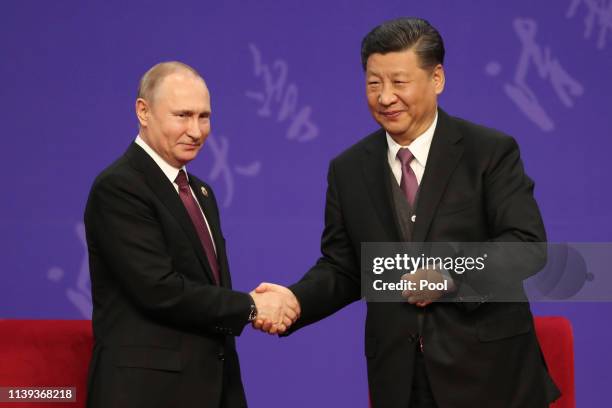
[135,135,216,253]
[383,112,454,287]
[386,111,438,186]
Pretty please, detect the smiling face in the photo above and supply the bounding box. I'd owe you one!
[136,71,211,168]
[365,48,445,145]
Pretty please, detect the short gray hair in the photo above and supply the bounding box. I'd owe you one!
[137,61,204,102]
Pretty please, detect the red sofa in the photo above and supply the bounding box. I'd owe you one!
[0,320,91,407]
[0,317,574,407]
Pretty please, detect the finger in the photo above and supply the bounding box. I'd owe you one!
[253,319,264,329]
[412,290,427,299]
[287,302,301,318]
[262,319,274,332]
[255,283,271,293]
[282,315,292,328]
[407,293,426,304]
[284,308,297,321]
[412,295,427,304]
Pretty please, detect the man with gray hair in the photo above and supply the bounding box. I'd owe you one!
[84,61,299,408]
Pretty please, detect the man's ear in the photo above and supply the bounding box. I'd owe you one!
[432,64,445,95]
[135,98,150,127]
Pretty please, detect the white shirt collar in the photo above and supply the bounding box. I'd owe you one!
[386,111,438,168]
[135,135,188,184]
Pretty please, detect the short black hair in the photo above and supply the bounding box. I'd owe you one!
[360,17,445,71]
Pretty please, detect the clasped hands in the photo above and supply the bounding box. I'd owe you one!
[248,269,452,333]
[401,268,454,307]
[249,283,301,334]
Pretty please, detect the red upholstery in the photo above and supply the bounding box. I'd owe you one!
[0,318,574,408]
[534,316,575,408]
[0,320,92,408]
[366,315,575,407]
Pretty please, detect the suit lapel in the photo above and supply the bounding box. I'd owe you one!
[361,130,402,242]
[412,109,464,242]
[125,143,218,285]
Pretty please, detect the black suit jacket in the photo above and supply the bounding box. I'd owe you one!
[84,143,252,408]
[287,109,560,408]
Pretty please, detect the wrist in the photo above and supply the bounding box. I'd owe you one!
[247,296,258,322]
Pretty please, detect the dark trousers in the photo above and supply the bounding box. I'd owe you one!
[408,347,553,408]
[409,348,438,408]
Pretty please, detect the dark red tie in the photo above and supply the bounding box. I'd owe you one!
[175,170,220,285]
[397,148,419,207]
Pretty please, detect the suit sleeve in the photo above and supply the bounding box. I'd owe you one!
[85,173,253,336]
[453,135,547,306]
[285,160,362,334]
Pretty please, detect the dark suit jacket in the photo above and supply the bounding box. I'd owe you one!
[84,143,252,408]
[287,109,560,408]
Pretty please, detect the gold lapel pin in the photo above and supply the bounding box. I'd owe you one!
[201,186,209,197]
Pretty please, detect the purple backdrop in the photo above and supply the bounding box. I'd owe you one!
[2,0,611,406]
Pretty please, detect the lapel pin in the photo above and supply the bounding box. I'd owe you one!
[200,186,209,197]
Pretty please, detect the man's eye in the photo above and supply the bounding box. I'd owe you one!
[368,82,380,86]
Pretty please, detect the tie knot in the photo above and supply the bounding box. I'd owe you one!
[396,148,414,166]
[175,170,189,189]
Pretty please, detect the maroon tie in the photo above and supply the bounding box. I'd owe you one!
[397,148,419,207]
[175,170,220,285]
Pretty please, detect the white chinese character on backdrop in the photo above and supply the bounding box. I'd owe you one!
[206,134,261,208]
[246,43,319,142]
[485,18,584,132]
[567,0,612,50]
[47,222,92,318]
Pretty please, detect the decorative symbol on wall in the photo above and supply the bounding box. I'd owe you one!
[567,0,612,50]
[47,222,92,318]
[485,18,584,132]
[206,133,261,208]
[246,43,319,142]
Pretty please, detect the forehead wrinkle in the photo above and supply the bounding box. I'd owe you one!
[150,72,208,106]
[367,66,412,78]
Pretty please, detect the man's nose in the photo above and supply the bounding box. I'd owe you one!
[378,85,397,106]
[186,118,202,139]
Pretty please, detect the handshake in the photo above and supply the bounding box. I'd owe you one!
[249,283,301,335]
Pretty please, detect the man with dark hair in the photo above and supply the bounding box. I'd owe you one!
[255,18,560,407]
[84,61,299,408]
[360,17,445,71]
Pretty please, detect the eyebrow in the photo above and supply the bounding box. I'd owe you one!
[366,69,411,76]
[173,109,210,116]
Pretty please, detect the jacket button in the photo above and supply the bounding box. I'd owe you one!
[218,352,225,361]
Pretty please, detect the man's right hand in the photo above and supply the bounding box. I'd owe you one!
[249,283,301,335]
